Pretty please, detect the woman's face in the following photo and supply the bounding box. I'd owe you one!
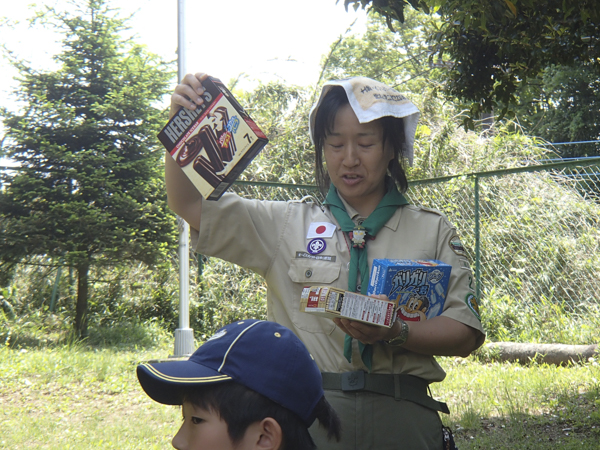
[323,104,393,216]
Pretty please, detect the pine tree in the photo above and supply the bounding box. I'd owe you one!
[0,0,177,337]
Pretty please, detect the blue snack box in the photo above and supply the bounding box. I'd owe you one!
[367,259,451,322]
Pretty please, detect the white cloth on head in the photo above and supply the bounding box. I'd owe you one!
[309,77,420,166]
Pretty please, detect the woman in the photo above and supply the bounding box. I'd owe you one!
[166,73,485,449]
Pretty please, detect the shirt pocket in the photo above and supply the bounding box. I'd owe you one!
[288,258,341,334]
[288,258,341,284]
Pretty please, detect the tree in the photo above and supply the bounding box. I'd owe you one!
[512,63,600,157]
[314,13,487,178]
[344,0,600,128]
[0,0,176,337]
[319,10,441,92]
[236,81,315,185]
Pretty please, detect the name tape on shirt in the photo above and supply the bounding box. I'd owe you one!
[307,222,337,239]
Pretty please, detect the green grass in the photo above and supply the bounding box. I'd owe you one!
[1,338,599,449]
[435,356,600,449]
[2,290,600,449]
[0,344,180,450]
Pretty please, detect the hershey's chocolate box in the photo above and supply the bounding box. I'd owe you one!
[158,77,268,200]
[367,259,451,322]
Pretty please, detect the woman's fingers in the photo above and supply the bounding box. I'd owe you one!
[170,72,210,115]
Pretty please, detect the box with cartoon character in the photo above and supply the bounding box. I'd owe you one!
[367,259,451,322]
[158,76,269,201]
[300,286,398,327]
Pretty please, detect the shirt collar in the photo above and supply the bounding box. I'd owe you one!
[339,196,361,221]
[338,195,402,231]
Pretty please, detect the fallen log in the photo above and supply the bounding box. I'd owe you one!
[483,342,599,365]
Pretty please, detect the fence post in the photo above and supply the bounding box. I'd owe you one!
[474,175,481,300]
[49,261,63,313]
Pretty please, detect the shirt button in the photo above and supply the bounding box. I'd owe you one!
[305,269,313,278]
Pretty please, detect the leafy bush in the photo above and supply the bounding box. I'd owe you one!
[194,257,266,339]
[0,252,267,347]
[481,289,600,344]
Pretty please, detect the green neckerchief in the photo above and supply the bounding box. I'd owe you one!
[324,180,409,371]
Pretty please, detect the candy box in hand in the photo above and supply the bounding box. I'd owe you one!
[300,286,398,328]
[367,259,451,322]
[158,76,268,200]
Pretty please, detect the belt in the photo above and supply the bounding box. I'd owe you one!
[321,371,450,414]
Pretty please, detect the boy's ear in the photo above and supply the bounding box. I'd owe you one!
[251,417,283,450]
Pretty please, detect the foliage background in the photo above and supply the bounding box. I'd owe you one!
[2,9,599,348]
[0,0,177,337]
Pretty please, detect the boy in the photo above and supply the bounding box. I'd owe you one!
[137,319,341,450]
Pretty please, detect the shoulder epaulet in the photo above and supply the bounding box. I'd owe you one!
[405,204,445,217]
[290,195,319,204]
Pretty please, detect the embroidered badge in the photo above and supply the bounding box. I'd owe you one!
[307,222,336,239]
[295,251,336,262]
[465,293,481,320]
[449,235,466,256]
[307,238,326,255]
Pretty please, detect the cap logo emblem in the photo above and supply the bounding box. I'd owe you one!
[207,329,227,342]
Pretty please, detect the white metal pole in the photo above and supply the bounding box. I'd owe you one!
[173,0,195,357]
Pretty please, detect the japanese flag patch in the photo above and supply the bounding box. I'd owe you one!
[307,222,337,239]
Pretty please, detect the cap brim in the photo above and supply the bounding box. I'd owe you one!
[137,360,232,405]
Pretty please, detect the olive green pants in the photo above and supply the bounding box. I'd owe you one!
[309,389,443,449]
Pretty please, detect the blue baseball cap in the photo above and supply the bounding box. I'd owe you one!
[137,320,324,426]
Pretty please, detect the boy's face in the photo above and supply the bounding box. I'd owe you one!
[172,401,253,450]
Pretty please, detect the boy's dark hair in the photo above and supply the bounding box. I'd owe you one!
[184,382,341,450]
[312,85,409,196]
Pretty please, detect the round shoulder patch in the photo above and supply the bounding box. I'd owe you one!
[465,293,481,321]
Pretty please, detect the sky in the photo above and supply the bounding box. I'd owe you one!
[0,0,367,166]
[0,0,367,105]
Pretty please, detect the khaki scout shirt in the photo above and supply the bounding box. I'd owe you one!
[192,193,485,382]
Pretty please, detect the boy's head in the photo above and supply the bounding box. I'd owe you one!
[137,320,340,450]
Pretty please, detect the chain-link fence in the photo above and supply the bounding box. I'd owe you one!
[3,157,598,334]
[231,157,600,310]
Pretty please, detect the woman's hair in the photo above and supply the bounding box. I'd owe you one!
[313,85,409,196]
[183,382,341,450]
